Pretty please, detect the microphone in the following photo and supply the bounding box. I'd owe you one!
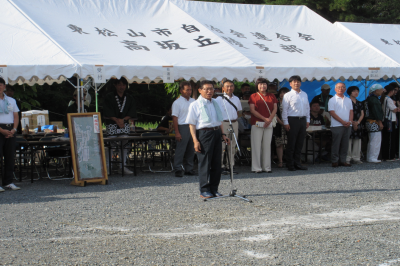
[214,92,225,96]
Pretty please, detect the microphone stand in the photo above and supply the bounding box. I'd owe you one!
[205,93,252,203]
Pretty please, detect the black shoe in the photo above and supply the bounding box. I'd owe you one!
[175,170,184,178]
[212,191,223,197]
[184,170,198,176]
[294,164,308,170]
[288,167,296,171]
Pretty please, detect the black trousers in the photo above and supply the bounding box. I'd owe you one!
[0,125,16,186]
[286,117,307,167]
[381,122,396,160]
[196,129,222,193]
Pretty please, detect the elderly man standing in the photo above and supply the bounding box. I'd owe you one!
[0,78,20,192]
[328,83,353,167]
[172,81,196,177]
[186,80,230,199]
[216,80,242,175]
[282,75,310,171]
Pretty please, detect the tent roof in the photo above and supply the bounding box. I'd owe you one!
[2,0,400,84]
[335,22,400,69]
[0,0,79,84]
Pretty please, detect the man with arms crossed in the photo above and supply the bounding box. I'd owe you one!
[282,75,310,171]
[172,81,196,177]
[186,80,230,199]
[0,78,20,192]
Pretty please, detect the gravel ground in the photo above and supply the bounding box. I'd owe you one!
[1,161,400,265]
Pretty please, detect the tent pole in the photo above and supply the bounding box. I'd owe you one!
[80,79,85,113]
[77,78,81,114]
[94,81,98,112]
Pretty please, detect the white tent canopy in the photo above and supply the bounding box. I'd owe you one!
[335,22,400,76]
[1,0,400,84]
[1,0,79,85]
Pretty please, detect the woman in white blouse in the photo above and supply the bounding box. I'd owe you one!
[380,85,399,160]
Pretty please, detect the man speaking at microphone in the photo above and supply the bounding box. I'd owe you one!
[186,80,230,199]
[215,80,242,175]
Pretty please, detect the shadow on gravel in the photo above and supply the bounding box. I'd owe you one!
[1,173,199,205]
[231,161,400,180]
[247,188,400,197]
[4,161,399,205]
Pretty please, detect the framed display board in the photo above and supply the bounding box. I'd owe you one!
[67,112,108,186]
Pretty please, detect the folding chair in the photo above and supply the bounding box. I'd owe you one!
[39,137,72,180]
[14,137,41,181]
[140,132,173,173]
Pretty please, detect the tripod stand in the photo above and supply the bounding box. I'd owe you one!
[205,94,252,203]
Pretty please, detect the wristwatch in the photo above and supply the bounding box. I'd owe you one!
[12,128,17,131]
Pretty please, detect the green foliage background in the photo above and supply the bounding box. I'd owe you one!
[196,0,400,23]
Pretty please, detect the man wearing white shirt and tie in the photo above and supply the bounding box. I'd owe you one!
[215,80,242,174]
[172,81,196,177]
[186,80,230,199]
[282,75,310,171]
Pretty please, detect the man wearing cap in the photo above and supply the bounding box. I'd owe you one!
[328,83,353,167]
[0,78,20,192]
[365,84,384,163]
[312,84,333,114]
[186,80,230,199]
[171,81,196,177]
[215,80,242,174]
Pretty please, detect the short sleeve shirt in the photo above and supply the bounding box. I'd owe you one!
[0,95,19,124]
[248,92,277,125]
[171,96,195,125]
[215,94,242,120]
[185,98,222,129]
[328,95,353,127]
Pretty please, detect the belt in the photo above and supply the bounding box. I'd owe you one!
[223,120,237,123]
[199,126,219,131]
[0,123,13,127]
[288,116,306,119]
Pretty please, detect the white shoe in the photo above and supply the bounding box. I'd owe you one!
[118,167,133,175]
[0,186,4,192]
[367,159,381,163]
[5,183,20,190]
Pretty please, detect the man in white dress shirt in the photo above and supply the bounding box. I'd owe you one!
[0,78,21,192]
[328,83,353,167]
[282,75,310,171]
[172,81,196,177]
[186,80,230,199]
[215,80,242,174]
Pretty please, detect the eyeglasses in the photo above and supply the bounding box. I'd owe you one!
[201,88,214,92]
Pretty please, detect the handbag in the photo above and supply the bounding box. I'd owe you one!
[382,97,393,132]
[365,119,380,132]
[257,92,277,127]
